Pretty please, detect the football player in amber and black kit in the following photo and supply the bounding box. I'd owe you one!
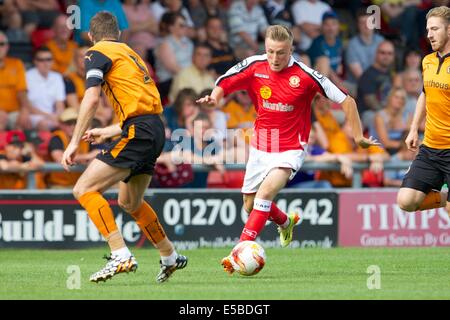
[61,11,187,284]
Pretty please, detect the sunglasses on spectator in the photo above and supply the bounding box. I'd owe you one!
[0,42,8,46]
[35,57,53,62]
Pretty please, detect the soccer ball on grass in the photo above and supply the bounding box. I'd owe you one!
[230,241,266,276]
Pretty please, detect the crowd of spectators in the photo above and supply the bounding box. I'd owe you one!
[0,0,447,190]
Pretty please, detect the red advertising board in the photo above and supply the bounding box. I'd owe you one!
[339,190,450,247]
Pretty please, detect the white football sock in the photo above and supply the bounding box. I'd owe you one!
[161,250,177,266]
[111,247,132,258]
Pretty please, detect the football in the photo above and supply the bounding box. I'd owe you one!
[230,241,266,276]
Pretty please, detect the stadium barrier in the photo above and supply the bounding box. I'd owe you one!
[19,160,413,189]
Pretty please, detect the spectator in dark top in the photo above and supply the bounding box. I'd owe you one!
[5,9,30,44]
[308,10,344,86]
[205,16,237,77]
[262,0,294,26]
[15,0,60,34]
[356,40,396,130]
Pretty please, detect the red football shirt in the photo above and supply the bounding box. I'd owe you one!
[216,55,347,152]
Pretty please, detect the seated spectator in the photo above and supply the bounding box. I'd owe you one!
[0,130,44,189]
[374,0,425,49]
[75,0,129,45]
[154,12,194,102]
[0,31,31,131]
[26,46,65,131]
[313,94,389,187]
[222,90,256,147]
[345,9,385,90]
[168,43,215,103]
[402,68,422,125]
[45,108,99,189]
[151,0,196,39]
[122,0,158,55]
[223,90,256,130]
[291,0,331,51]
[383,130,418,187]
[204,16,237,77]
[371,88,409,156]
[4,7,33,67]
[173,111,224,188]
[308,10,344,87]
[15,0,60,35]
[5,8,30,44]
[188,0,228,37]
[402,47,423,71]
[356,40,396,130]
[228,0,268,60]
[262,0,294,26]
[163,88,199,134]
[45,14,78,75]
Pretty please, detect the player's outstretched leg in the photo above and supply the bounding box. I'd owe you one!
[90,253,138,283]
[278,212,301,247]
[129,200,188,283]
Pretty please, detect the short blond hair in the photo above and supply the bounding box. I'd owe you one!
[265,25,293,46]
[426,6,450,25]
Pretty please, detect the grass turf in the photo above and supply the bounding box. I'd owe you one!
[0,247,449,300]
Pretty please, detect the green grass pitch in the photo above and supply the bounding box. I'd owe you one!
[0,247,449,300]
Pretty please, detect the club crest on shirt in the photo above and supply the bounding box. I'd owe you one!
[289,75,300,88]
[447,66,450,74]
[260,86,272,99]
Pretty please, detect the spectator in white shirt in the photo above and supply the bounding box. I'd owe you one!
[26,46,65,131]
[228,0,268,60]
[291,0,331,50]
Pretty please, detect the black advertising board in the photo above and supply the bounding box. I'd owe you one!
[0,190,338,248]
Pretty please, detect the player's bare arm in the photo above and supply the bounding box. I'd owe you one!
[196,86,224,108]
[405,92,426,152]
[83,123,122,145]
[61,85,101,171]
[341,95,380,148]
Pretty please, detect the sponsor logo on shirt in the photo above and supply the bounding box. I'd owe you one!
[424,79,449,90]
[260,86,272,99]
[254,73,269,79]
[289,75,300,88]
[262,99,294,112]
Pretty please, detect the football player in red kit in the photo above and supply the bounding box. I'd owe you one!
[197,25,379,274]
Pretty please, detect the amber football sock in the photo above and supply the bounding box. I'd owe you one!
[418,190,445,210]
[78,191,118,238]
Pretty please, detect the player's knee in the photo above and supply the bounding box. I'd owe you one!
[72,185,85,200]
[118,198,141,214]
[396,195,418,212]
